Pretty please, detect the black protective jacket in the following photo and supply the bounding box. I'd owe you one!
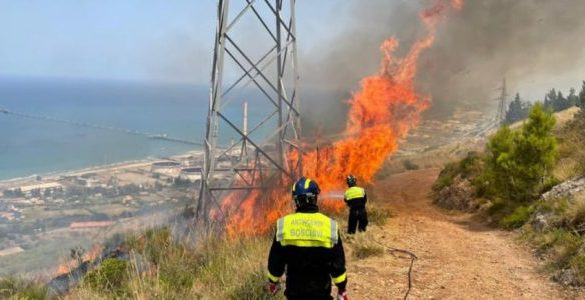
[267,205,347,299]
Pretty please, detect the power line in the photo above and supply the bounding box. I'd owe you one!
[0,107,201,146]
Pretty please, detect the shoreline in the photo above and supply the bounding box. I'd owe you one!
[0,150,203,188]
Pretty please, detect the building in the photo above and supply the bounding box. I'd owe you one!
[69,221,114,229]
[151,161,182,177]
[11,182,63,197]
[179,167,202,182]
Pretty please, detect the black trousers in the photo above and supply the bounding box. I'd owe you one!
[348,207,368,234]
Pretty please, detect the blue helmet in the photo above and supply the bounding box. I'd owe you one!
[346,175,357,187]
[291,177,320,207]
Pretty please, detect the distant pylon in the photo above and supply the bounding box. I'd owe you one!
[197,0,303,222]
[495,78,508,124]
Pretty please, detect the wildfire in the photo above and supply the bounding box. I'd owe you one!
[56,244,102,275]
[220,0,463,237]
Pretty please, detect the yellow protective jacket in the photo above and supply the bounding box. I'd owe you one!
[267,205,347,299]
[344,186,367,210]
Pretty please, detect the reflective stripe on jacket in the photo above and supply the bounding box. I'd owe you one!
[267,207,347,298]
[276,212,338,248]
[344,186,365,200]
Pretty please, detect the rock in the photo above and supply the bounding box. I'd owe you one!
[553,268,582,286]
[542,176,585,201]
[531,211,550,232]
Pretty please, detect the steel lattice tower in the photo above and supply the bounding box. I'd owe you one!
[197,0,302,221]
[495,78,508,124]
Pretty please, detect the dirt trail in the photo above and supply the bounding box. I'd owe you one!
[346,168,579,299]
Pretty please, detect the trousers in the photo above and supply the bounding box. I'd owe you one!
[348,207,368,234]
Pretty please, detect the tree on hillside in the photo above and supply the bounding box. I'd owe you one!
[482,125,515,198]
[505,93,532,124]
[512,103,558,199]
[556,91,570,111]
[568,88,579,107]
[544,88,557,111]
[482,103,558,202]
[580,81,585,108]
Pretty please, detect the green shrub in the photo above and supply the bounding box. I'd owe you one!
[500,205,534,229]
[487,197,507,215]
[228,269,283,300]
[570,254,585,282]
[0,277,47,300]
[433,152,483,193]
[83,258,130,296]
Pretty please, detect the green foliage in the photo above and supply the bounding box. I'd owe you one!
[579,80,585,109]
[83,258,130,296]
[500,205,534,229]
[505,93,532,124]
[0,277,47,300]
[482,104,558,203]
[544,88,576,112]
[126,227,198,292]
[228,270,283,300]
[432,152,483,193]
[402,159,419,170]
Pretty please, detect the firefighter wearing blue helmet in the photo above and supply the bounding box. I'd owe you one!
[266,177,349,300]
[344,175,368,234]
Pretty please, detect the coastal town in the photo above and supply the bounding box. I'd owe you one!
[0,108,496,276]
[0,151,210,276]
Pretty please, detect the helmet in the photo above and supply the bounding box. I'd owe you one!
[291,177,320,207]
[346,175,357,187]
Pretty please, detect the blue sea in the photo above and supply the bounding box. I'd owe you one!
[0,77,278,180]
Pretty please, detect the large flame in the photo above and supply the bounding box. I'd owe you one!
[220,0,463,237]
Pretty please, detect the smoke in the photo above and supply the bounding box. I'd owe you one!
[301,0,585,122]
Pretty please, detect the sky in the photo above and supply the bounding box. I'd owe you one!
[1,0,583,103]
[0,0,351,84]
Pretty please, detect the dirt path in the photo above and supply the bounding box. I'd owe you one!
[345,168,579,299]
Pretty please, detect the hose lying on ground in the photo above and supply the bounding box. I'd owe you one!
[372,239,418,300]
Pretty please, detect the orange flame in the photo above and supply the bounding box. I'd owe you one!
[220,0,462,237]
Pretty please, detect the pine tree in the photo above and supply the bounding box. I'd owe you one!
[483,103,558,202]
[504,93,532,124]
[579,81,585,108]
[568,88,579,107]
[544,88,557,111]
[556,91,571,111]
[505,93,523,124]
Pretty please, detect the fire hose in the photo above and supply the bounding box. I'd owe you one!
[372,239,417,300]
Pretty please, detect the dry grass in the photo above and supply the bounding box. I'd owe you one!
[66,227,279,300]
[345,231,384,260]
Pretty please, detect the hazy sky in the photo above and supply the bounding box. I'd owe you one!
[1,0,583,104]
[0,0,352,83]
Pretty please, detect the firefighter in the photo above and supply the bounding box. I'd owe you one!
[266,177,349,300]
[344,175,368,234]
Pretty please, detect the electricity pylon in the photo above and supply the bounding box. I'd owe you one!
[197,0,302,221]
[495,78,508,124]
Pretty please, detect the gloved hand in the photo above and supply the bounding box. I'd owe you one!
[337,288,349,300]
[266,281,281,295]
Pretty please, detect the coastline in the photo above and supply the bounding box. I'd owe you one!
[0,150,203,189]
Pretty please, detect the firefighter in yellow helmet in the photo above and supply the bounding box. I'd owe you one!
[266,177,349,300]
[344,175,368,234]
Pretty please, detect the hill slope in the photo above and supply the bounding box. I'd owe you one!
[349,169,575,299]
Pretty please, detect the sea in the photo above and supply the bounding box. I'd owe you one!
[0,77,280,180]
